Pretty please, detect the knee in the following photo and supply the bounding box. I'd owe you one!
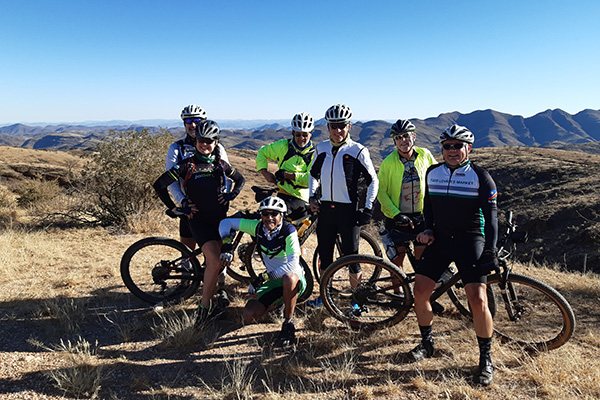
[282,273,299,290]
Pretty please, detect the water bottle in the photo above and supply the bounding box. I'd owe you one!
[378,226,397,261]
[297,217,311,237]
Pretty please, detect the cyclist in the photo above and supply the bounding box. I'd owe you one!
[377,119,436,268]
[219,196,306,346]
[255,112,315,220]
[153,120,245,324]
[308,104,379,306]
[165,105,231,295]
[411,124,498,386]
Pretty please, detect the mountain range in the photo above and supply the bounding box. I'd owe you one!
[2,108,599,163]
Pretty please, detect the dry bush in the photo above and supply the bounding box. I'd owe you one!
[37,297,89,333]
[73,128,174,228]
[15,178,61,209]
[152,308,202,348]
[0,183,16,207]
[42,336,103,399]
[200,355,256,400]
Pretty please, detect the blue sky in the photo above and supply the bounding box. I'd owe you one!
[1,0,599,124]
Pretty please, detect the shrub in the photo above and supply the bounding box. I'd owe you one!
[76,128,174,227]
[16,179,61,208]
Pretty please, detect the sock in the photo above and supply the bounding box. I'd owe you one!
[477,336,493,364]
[419,325,433,344]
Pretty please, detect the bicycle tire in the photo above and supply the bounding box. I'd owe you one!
[312,229,383,282]
[446,282,497,318]
[486,272,575,350]
[224,235,256,283]
[120,237,202,304]
[320,254,413,330]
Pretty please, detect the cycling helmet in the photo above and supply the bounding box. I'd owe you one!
[325,104,353,123]
[291,112,314,133]
[195,120,220,141]
[439,124,474,144]
[390,119,416,137]
[258,196,287,214]
[180,104,207,120]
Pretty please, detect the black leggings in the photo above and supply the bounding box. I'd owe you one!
[316,202,361,273]
[278,192,309,221]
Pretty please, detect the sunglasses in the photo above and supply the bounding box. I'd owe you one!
[442,142,467,150]
[328,122,348,130]
[196,138,215,145]
[393,133,412,141]
[261,210,280,217]
[294,132,310,138]
[184,118,203,124]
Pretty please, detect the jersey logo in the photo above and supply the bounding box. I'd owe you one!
[488,190,498,201]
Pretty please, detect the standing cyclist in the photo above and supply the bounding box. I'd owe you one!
[165,105,231,295]
[308,104,379,306]
[154,120,245,325]
[377,119,436,269]
[255,112,315,220]
[411,124,498,386]
[219,196,306,346]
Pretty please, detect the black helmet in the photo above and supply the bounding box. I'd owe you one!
[390,119,416,137]
[195,120,220,141]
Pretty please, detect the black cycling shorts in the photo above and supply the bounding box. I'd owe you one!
[179,217,193,239]
[416,234,487,285]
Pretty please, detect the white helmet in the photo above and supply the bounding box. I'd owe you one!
[291,112,314,133]
[325,104,352,123]
[439,124,474,144]
[390,119,416,137]
[258,196,287,214]
[180,104,207,120]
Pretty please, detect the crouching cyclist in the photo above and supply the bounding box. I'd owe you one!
[219,196,306,346]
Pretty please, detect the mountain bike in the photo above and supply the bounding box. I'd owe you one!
[234,186,382,283]
[119,211,314,305]
[319,211,576,351]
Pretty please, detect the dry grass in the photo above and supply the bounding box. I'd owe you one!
[1,145,599,399]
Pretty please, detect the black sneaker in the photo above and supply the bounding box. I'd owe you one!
[475,357,494,386]
[276,321,296,347]
[408,341,435,361]
[431,300,445,315]
[216,288,231,308]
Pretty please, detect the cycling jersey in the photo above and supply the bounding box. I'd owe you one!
[423,161,498,250]
[154,154,244,225]
[308,138,378,210]
[377,147,436,219]
[219,218,304,279]
[165,136,229,204]
[255,138,314,202]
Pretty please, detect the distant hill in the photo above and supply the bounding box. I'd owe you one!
[2,109,599,163]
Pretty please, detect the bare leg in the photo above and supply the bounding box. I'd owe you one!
[465,282,493,338]
[282,273,300,320]
[200,240,221,309]
[413,274,437,327]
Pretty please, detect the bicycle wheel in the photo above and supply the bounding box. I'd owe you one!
[320,254,413,330]
[312,229,383,282]
[224,235,256,283]
[120,237,202,304]
[297,257,314,304]
[446,281,497,318]
[486,273,575,350]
